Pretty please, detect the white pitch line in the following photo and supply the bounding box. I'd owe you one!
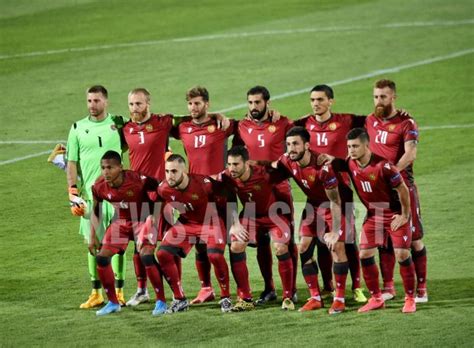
[1,48,473,164]
[217,48,474,113]
[0,140,66,144]
[2,123,472,146]
[0,150,51,166]
[0,19,472,60]
[0,124,472,165]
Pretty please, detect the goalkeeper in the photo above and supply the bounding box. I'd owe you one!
[65,85,128,308]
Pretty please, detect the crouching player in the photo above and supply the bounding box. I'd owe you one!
[89,151,166,316]
[156,154,232,313]
[331,128,416,313]
[217,146,295,311]
[270,127,351,314]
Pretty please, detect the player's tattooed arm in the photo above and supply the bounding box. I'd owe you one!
[324,187,342,250]
[396,140,417,172]
[392,181,411,231]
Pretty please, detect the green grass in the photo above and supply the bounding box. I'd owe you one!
[1,0,473,346]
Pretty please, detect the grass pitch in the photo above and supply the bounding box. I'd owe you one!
[1,0,473,346]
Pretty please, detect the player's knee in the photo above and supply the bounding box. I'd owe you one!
[96,255,111,267]
[300,245,314,265]
[274,242,288,256]
[231,241,246,253]
[411,239,424,251]
[332,242,347,261]
[394,248,410,262]
[360,248,375,259]
[156,248,175,263]
[208,251,225,264]
[140,254,155,267]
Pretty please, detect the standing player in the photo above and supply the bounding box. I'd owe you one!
[66,85,127,308]
[155,154,232,313]
[294,84,366,302]
[122,88,176,307]
[336,128,416,313]
[233,86,298,305]
[218,146,295,311]
[271,127,352,314]
[171,86,236,305]
[366,79,427,303]
[89,151,167,316]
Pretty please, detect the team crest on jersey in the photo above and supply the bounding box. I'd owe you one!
[388,124,396,131]
[253,184,262,191]
[110,125,117,131]
[146,124,153,132]
[293,169,297,175]
[384,163,391,170]
[171,195,176,201]
[129,127,134,133]
[310,125,316,131]
[207,125,216,133]
[373,121,378,127]
[126,190,134,197]
[353,171,357,177]
[369,173,376,181]
[328,122,337,131]
[248,128,253,134]
[187,127,192,133]
[308,174,315,182]
[107,193,112,200]
[268,125,276,133]
[191,193,199,200]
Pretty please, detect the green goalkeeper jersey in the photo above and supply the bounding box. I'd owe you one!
[66,113,123,201]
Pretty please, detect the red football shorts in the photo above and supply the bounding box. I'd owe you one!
[360,213,411,250]
[235,215,291,245]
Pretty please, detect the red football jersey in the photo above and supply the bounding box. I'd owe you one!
[173,119,235,175]
[346,154,404,215]
[365,112,419,185]
[294,113,365,159]
[123,114,173,180]
[235,116,293,161]
[276,150,341,206]
[92,170,158,221]
[157,174,217,225]
[217,165,281,216]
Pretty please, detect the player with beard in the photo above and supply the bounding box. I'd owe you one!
[90,151,166,316]
[122,88,181,307]
[365,79,427,303]
[170,86,236,306]
[270,127,351,314]
[217,146,295,311]
[331,128,416,313]
[232,86,299,306]
[155,155,232,313]
[294,85,366,302]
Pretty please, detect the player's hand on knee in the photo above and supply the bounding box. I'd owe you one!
[88,241,98,256]
[391,214,409,231]
[324,231,339,251]
[230,224,249,243]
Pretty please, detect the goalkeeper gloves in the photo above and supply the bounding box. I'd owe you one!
[69,186,87,216]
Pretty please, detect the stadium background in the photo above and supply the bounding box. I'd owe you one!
[1,0,473,345]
